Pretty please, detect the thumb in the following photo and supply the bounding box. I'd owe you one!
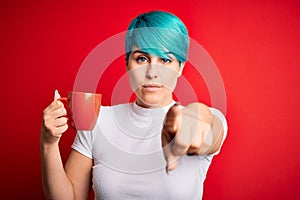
[54,89,61,100]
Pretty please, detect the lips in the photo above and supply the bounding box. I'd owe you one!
[142,83,163,92]
[143,84,163,88]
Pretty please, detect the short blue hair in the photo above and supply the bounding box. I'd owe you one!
[125,11,189,65]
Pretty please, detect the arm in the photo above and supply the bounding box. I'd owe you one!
[41,91,92,200]
[161,102,225,171]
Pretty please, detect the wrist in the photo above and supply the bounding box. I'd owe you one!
[40,129,60,150]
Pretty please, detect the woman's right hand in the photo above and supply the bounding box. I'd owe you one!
[41,90,68,146]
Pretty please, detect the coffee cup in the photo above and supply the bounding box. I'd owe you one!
[59,91,102,131]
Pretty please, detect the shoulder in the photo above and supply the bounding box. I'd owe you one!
[97,103,132,123]
[99,103,131,115]
[209,107,228,134]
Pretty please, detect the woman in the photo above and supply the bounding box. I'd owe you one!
[41,10,227,199]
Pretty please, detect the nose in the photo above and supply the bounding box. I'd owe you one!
[145,64,158,79]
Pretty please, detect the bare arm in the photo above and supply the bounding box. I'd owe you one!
[65,150,93,200]
[40,141,74,199]
[41,91,93,200]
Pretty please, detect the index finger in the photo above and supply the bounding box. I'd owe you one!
[43,98,65,114]
[161,130,179,172]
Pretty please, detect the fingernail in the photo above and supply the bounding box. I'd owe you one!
[55,89,59,95]
[166,165,175,175]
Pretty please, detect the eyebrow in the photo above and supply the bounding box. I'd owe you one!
[131,50,175,57]
[131,50,149,55]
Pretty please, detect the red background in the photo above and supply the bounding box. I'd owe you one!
[1,0,300,199]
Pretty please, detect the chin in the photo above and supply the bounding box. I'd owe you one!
[137,97,170,108]
[138,100,159,108]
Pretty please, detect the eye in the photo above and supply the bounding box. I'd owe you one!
[161,57,172,64]
[136,56,148,63]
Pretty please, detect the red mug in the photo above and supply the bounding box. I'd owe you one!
[59,92,102,131]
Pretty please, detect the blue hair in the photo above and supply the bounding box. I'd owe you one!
[125,11,189,65]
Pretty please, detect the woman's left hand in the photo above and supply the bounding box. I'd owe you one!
[161,102,213,172]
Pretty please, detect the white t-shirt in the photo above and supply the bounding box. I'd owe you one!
[72,102,228,200]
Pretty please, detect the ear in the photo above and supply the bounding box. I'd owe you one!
[178,62,186,77]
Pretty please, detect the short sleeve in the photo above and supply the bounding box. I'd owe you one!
[71,130,93,159]
[209,107,228,156]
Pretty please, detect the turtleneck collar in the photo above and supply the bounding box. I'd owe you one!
[129,101,176,128]
[132,101,176,115]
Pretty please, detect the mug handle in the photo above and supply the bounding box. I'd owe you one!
[58,97,68,102]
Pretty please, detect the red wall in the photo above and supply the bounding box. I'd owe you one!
[1,0,300,199]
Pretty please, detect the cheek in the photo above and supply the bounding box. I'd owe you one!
[128,67,145,91]
[156,66,179,91]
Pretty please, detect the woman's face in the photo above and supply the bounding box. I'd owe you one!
[127,47,185,108]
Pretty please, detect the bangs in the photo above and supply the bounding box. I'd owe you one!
[126,27,188,63]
